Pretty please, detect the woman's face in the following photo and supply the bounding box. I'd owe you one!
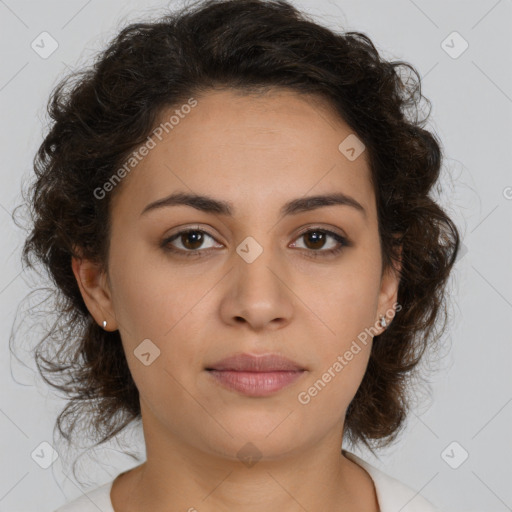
[75,88,400,460]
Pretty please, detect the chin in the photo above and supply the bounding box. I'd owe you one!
[199,414,302,449]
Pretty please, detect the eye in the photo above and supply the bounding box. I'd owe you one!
[290,228,349,258]
[162,227,221,257]
[161,226,350,259]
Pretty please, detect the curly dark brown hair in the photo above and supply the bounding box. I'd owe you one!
[13,0,460,468]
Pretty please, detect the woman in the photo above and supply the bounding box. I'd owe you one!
[19,0,459,510]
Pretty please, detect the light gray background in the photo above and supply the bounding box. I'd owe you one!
[0,1,511,511]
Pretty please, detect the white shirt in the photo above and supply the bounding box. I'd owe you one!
[53,450,443,511]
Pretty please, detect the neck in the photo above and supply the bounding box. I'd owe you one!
[111,404,378,512]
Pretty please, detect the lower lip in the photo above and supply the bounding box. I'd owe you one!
[207,370,305,397]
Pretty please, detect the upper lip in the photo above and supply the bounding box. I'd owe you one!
[206,353,306,372]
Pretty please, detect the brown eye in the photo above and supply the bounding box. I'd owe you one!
[291,228,348,257]
[162,228,221,257]
[162,226,349,260]
[179,230,206,250]
[302,231,328,250]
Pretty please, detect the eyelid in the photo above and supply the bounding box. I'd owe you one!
[163,224,222,247]
[294,224,347,239]
[166,223,347,241]
[166,224,218,240]
[162,223,350,256]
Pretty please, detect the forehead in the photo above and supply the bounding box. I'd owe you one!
[110,88,375,220]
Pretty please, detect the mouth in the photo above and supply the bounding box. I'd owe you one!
[205,352,307,397]
[206,369,306,397]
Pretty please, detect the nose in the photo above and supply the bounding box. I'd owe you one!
[219,242,295,332]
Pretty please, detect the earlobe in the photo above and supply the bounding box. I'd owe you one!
[71,254,117,331]
[376,246,402,332]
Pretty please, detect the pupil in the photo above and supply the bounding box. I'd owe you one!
[307,231,324,249]
[183,231,203,249]
[179,231,327,251]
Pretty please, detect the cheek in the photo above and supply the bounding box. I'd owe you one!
[337,246,382,327]
[109,263,206,411]
[109,250,215,380]
[306,264,381,346]
[109,243,205,337]
[298,252,380,394]
[296,343,371,431]
[298,303,374,422]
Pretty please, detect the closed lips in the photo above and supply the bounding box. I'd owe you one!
[205,353,306,372]
[205,354,307,397]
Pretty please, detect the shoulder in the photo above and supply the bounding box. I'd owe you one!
[343,450,444,512]
[52,480,114,512]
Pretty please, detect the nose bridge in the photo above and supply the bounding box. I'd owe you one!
[234,232,283,298]
[223,230,294,328]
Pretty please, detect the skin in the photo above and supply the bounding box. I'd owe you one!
[72,88,401,512]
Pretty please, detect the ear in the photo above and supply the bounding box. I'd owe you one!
[375,244,402,334]
[71,250,117,331]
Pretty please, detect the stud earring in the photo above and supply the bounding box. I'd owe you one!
[379,315,387,328]
[102,320,107,329]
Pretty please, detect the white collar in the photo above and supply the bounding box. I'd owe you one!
[343,450,442,511]
[56,451,441,512]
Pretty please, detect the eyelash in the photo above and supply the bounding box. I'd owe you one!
[161,226,350,259]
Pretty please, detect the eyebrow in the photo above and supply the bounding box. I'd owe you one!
[140,191,366,219]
